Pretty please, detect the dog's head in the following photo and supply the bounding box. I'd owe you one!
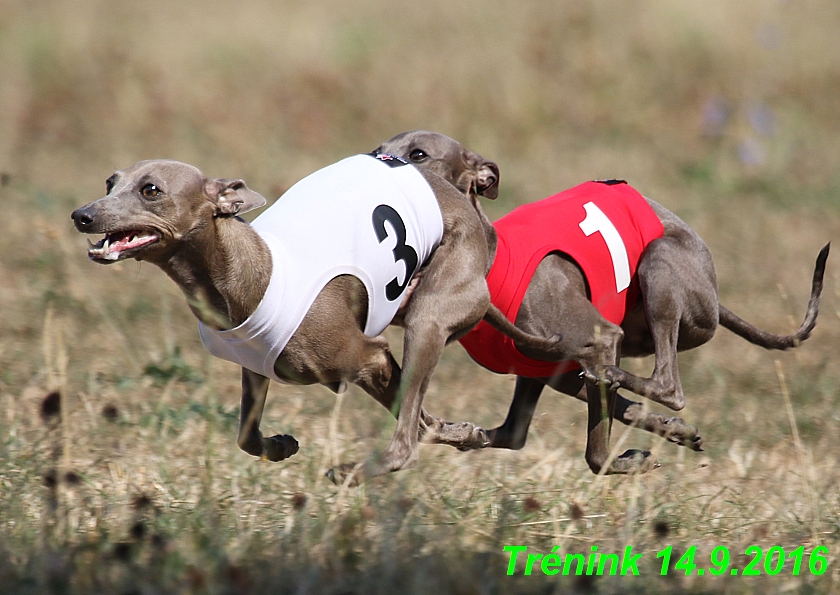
[71,160,266,265]
[374,131,500,199]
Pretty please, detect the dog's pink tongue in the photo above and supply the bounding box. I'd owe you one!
[109,232,135,252]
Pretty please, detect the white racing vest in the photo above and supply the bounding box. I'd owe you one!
[198,153,444,382]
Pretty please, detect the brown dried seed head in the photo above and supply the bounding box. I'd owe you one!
[186,566,206,590]
[130,521,147,541]
[151,533,168,550]
[575,573,597,593]
[113,542,132,562]
[570,502,585,520]
[291,492,307,510]
[102,403,119,422]
[43,469,58,489]
[132,493,153,510]
[41,391,61,422]
[523,496,541,513]
[397,497,414,512]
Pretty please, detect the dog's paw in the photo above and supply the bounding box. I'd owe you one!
[690,431,703,451]
[452,423,490,451]
[439,421,490,450]
[423,419,490,451]
[325,462,364,487]
[661,417,703,451]
[582,365,621,391]
[485,427,527,450]
[644,414,703,452]
[609,449,659,475]
[262,434,299,462]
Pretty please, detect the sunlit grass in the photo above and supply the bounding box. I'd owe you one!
[0,0,839,592]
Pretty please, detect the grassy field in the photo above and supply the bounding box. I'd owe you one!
[1,0,839,593]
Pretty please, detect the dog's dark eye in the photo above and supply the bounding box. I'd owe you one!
[105,175,116,194]
[409,149,429,163]
[140,183,162,199]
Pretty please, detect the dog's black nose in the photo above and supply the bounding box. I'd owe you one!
[71,207,95,230]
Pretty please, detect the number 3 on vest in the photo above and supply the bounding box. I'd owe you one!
[372,204,420,301]
[578,202,631,293]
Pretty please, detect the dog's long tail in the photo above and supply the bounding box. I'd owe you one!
[483,304,565,356]
[719,243,829,349]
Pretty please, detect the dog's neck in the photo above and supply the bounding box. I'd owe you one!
[157,216,271,330]
[469,192,499,274]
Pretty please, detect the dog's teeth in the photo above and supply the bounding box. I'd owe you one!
[87,239,96,250]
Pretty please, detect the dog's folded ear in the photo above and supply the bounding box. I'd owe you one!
[475,160,500,199]
[459,150,500,199]
[205,178,267,217]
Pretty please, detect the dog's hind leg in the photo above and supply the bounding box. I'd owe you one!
[613,396,703,450]
[583,234,719,411]
[342,333,485,448]
[344,330,491,451]
[487,369,704,453]
[484,371,703,452]
[355,200,497,478]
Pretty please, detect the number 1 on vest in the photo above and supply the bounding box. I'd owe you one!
[578,202,631,293]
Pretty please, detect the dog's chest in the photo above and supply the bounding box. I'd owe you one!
[198,154,444,382]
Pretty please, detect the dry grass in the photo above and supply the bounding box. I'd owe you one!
[1,0,839,593]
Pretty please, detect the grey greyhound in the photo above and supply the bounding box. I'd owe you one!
[71,154,564,484]
[377,131,829,474]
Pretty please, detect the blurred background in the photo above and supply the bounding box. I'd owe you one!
[1,0,838,593]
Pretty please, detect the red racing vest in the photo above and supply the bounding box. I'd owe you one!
[458,180,664,377]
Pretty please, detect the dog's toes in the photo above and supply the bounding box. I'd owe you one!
[611,449,658,474]
[582,367,600,385]
[681,427,704,452]
[582,365,620,390]
[426,421,490,450]
[691,433,704,452]
[455,425,491,451]
[262,434,299,462]
[660,417,703,452]
[430,420,490,451]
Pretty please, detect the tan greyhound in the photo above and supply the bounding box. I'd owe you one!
[377,130,828,474]
[71,153,564,484]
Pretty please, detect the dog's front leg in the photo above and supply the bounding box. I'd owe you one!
[583,381,613,474]
[582,345,658,475]
[583,381,656,475]
[237,368,299,462]
[486,376,546,450]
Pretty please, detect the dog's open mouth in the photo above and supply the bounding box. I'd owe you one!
[87,230,160,262]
